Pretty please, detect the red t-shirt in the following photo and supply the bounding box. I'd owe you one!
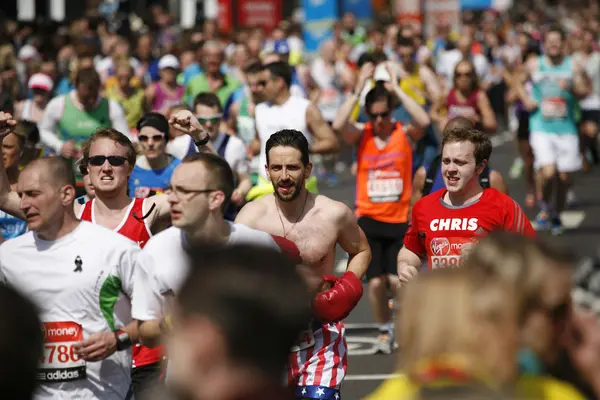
[404,188,536,269]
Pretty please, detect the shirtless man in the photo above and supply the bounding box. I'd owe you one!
[236,129,371,400]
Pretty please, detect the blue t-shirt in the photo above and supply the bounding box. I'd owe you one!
[128,157,181,198]
[0,210,27,240]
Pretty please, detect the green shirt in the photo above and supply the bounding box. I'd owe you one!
[185,73,241,107]
[57,95,111,145]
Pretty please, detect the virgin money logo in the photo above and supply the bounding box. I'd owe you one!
[430,237,450,256]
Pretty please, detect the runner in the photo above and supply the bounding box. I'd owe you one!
[516,25,589,234]
[0,110,213,398]
[412,117,508,205]
[132,152,284,347]
[248,61,339,200]
[430,59,497,133]
[332,61,428,354]
[0,123,28,241]
[0,149,139,399]
[145,55,184,116]
[13,73,53,123]
[129,112,181,198]
[236,129,371,400]
[397,127,535,282]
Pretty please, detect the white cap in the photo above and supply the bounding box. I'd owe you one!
[28,73,54,92]
[373,64,391,82]
[158,54,180,70]
[18,45,40,62]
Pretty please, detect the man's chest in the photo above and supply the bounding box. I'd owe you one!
[284,224,337,266]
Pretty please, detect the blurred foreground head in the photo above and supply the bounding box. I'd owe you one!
[0,284,43,400]
[463,232,575,368]
[167,245,312,400]
[399,267,519,388]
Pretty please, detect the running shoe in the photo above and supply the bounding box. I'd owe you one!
[376,332,393,355]
[551,216,564,236]
[533,212,550,231]
[509,157,524,180]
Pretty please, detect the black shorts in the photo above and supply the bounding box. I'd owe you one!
[580,109,600,124]
[517,113,530,141]
[357,216,408,280]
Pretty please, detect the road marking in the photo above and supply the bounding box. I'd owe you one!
[344,374,401,381]
[344,322,380,330]
[346,336,380,356]
[491,130,514,148]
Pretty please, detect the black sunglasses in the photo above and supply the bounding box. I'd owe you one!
[88,155,128,167]
[369,110,391,120]
[138,134,165,142]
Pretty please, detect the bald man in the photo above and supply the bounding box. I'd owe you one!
[0,154,140,399]
[411,117,507,206]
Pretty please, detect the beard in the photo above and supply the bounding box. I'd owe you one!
[273,178,304,202]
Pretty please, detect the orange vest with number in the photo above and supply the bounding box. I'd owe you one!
[356,122,412,224]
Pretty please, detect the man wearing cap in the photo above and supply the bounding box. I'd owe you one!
[145,55,184,116]
[185,40,241,108]
[14,73,53,124]
[129,112,181,202]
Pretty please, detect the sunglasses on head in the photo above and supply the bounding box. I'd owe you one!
[138,134,165,142]
[369,110,391,120]
[196,114,222,124]
[88,155,128,167]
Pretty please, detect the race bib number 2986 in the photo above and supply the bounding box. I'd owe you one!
[37,321,86,382]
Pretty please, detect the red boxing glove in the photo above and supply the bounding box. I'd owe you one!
[313,271,364,323]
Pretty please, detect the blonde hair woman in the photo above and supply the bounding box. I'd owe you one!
[464,232,593,399]
[366,268,520,400]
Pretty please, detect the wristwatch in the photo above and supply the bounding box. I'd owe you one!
[115,329,132,351]
[194,135,210,147]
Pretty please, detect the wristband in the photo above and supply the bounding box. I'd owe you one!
[115,329,132,351]
[194,135,210,147]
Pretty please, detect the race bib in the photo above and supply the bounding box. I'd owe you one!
[38,321,86,382]
[429,237,477,269]
[367,178,403,203]
[541,97,567,119]
[290,328,315,352]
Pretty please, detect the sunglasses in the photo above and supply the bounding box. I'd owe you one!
[88,155,128,167]
[197,114,222,124]
[138,134,165,142]
[369,110,391,120]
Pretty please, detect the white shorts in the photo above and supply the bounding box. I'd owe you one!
[530,132,582,173]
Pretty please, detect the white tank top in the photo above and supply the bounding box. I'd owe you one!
[255,96,311,179]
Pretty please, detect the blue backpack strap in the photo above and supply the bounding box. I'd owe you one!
[422,154,442,196]
[217,134,231,158]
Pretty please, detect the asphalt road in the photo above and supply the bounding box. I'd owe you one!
[320,131,600,400]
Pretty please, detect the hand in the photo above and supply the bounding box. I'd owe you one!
[169,110,209,142]
[0,112,17,139]
[356,62,375,93]
[398,262,418,286]
[313,271,364,323]
[60,140,78,159]
[73,332,117,362]
[385,62,401,90]
[230,189,244,205]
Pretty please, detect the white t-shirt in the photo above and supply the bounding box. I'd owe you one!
[212,132,248,175]
[0,221,139,400]
[132,223,279,322]
[167,135,198,160]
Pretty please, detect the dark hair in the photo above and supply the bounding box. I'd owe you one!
[357,52,374,68]
[179,245,312,378]
[264,61,292,88]
[74,67,101,88]
[442,128,492,166]
[265,129,310,166]
[25,156,76,188]
[546,24,565,40]
[14,120,39,146]
[137,112,170,141]
[0,285,43,400]
[193,92,223,113]
[182,152,234,210]
[371,51,388,65]
[397,36,415,49]
[444,116,474,133]
[81,127,137,167]
[453,59,479,89]
[243,60,263,75]
[365,82,394,115]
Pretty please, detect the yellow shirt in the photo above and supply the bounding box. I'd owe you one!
[364,374,586,400]
[399,66,426,106]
